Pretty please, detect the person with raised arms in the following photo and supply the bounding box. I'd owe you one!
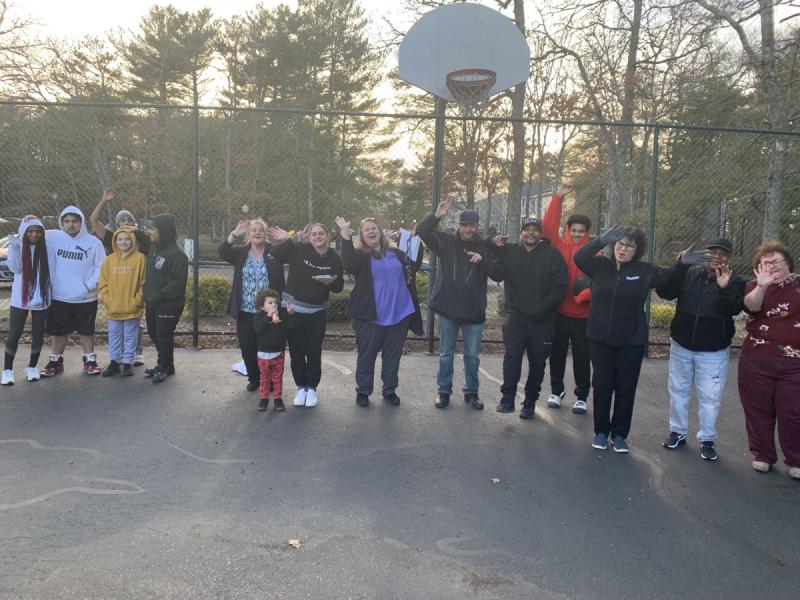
[336,215,423,408]
[268,223,343,408]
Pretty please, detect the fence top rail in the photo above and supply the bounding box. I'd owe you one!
[1,99,799,137]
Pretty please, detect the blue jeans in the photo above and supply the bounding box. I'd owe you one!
[108,318,140,365]
[437,316,484,395]
[668,339,729,442]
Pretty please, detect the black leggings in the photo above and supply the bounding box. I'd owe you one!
[4,307,46,370]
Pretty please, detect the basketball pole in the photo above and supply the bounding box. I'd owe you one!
[427,96,447,354]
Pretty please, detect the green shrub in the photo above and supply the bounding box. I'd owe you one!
[328,289,351,322]
[496,293,508,318]
[185,274,231,317]
[649,304,676,328]
[416,273,429,302]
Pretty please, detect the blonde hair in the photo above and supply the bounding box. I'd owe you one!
[357,218,389,255]
[246,218,268,245]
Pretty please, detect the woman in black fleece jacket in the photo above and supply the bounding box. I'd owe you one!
[268,224,343,408]
[574,225,701,453]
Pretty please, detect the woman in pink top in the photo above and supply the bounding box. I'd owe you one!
[739,241,800,479]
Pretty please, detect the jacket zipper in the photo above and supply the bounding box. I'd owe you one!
[692,276,710,342]
[606,268,621,341]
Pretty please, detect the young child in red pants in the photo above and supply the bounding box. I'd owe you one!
[252,288,289,412]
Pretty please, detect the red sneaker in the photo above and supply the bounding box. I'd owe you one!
[40,355,64,377]
[83,354,102,376]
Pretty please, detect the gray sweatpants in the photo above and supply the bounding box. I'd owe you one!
[108,318,140,365]
[352,317,409,397]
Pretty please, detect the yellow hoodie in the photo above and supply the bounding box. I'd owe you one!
[99,228,146,320]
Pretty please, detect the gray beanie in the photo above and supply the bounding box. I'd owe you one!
[115,210,135,227]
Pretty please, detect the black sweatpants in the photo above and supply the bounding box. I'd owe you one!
[549,313,591,400]
[590,341,646,438]
[4,307,46,370]
[501,315,553,404]
[145,302,183,371]
[352,317,409,396]
[286,310,327,389]
[236,311,260,385]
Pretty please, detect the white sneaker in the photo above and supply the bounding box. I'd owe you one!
[133,354,145,366]
[293,388,307,406]
[25,367,40,382]
[305,388,318,407]
[1,369,14,385]
[547,392,564,408]
[572,399,587,414]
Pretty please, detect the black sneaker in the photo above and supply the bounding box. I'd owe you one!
[700,441,718,461]
[121,364,134,377]
[356,393,369,407]
[102,361,121,377]
[465,393,484,410]
[145,364,175,378]
[663,432,687,449]
[274,398,285,412]
[258,398,269,411]
[496,400,515,413]
[519,399,535,420]
[435,393,450,409]
[152,366,171,383]
[383,392,400,406]
[246,380,259,392]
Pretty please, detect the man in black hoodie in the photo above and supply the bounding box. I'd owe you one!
[417,198,503,410]
[491,218,568,419]
[656,238,745,461]
[143,214,188,383]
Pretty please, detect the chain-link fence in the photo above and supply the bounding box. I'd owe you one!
[1,100,798,349]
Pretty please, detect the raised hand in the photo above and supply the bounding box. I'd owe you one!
[232,219,250,238]
[715,263,732,289]
[491,234,510,247]
[466,251,482,264]
[680,250,711,266]
[101,188,115,203]
[434,197,454,219]
[268,225,289,241]
[296,225,312,242]
[556,182,574,197]
[335,216,351,239]
[597,225,627,246]
[753,263,775,288]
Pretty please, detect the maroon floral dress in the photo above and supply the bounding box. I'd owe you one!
[743,273,800,358]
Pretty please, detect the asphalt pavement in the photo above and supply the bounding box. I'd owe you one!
[0,347,797,599]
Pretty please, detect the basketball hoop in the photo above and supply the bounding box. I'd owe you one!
[446,68,497,115]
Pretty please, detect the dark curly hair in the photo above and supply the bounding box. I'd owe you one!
[254,287,280,310]
[566,214,592,231]
[615,227,648,262]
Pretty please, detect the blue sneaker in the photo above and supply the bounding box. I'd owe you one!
[610,436,630,453]
[592,432,608,450]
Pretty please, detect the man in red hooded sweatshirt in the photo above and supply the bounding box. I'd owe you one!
[541,183,593,414]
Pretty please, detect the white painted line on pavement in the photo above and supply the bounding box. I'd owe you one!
[161,438,252,464]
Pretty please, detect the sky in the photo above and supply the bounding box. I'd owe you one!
[13,0,411,40]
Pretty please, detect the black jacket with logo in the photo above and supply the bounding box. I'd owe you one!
[270,239,344,307]
[416,213,503,324]
[656,265,745,351]
[143,214,189,306]
[574,240,687,347]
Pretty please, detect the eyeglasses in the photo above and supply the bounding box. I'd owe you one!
[760,258,786,268]
[615,241,637,250]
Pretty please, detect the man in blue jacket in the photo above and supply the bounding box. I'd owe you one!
[417,198,503,410]
[657,238,745,461]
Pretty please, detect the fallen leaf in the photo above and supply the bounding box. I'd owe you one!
[288,539,302,549]
[490,478,501,485]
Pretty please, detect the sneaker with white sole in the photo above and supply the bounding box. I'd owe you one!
[700,441,718,461]
[591,432,608,450]
[25,367,40,382]
[293,388,307,406]
[1,369,14,385]
[610,436,630,453]
[572,399,587,414]
[133,354,145,366]
[663,431,687,449]
[547,392,565,408]
[305,388,318,407]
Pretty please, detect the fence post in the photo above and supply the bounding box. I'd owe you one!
[427,97,446,354]
[645,125,660,349]
[192,105,200,348]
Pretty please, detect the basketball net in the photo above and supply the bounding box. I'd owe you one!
[446,68,496,118]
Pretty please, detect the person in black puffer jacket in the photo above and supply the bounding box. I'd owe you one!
[416,198,503,411]
[574,225,706,453]
[656,238,744,461]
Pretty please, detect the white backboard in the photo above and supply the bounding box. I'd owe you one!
[398,3,530,102]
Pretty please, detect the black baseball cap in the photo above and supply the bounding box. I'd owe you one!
[706,238,733,253]
[521,217,542,231]
[459,209,479,224]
